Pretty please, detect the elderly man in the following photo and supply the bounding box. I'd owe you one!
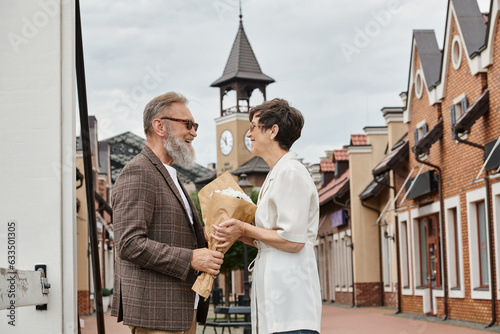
[111,92,223,334]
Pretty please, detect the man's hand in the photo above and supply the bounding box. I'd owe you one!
[191,248,224,276]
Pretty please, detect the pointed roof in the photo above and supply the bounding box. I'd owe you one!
[413,30,442,89]
[452,0,487,58]
[211,21,274,87]
[232,156,270,175]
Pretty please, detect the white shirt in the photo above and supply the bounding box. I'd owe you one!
[250,151,322,333]
[163,163,199,309]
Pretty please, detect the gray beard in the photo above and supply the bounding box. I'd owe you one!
[163,132,196,168]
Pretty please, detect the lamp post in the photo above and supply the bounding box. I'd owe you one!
[238,173,252,333]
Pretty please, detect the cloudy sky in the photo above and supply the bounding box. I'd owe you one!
[79,0,490,167]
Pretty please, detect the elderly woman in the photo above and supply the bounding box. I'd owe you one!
[212,98,322,334]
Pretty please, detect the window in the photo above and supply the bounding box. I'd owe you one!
[340,237,346,288]
[400,221,410,289]
[445,197,464,299]
[476,201,489,288]
[450,94,468,140]
[451,35,462,70]
[347,238,353,290]
[318,240,327,300]
[328,237,335,301]
[418,218,429,287]
[382,227,392,288]
[466,188,491,299]
[334,238,340,290]
[415,70,424,99]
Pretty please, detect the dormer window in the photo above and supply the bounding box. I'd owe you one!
[414,120,428,143]
[450,94,468,139]
[414,120,428,158]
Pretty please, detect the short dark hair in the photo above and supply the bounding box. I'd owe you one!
[249,98,304,150]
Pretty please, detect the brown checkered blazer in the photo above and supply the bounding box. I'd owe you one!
[111,145,209,331]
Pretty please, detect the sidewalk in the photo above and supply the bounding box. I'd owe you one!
[80,303,500,334]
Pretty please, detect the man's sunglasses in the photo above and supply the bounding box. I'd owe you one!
[160,116,199,131]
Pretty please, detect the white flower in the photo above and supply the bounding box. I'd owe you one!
[212,187,253,203]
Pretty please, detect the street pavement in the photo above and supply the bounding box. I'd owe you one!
[81,303,500,334]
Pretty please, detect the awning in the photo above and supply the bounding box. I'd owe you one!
[318,169,350,205]
[373,135,409,176]
[404,170,438,200]
[413,119,443,156]
[453,88,489,134]
[359,173,390,201]
[483,137,500,171]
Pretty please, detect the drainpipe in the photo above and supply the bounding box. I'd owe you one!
[455,135,496,327]
[415,155,448,320]
[333,197,355,308]
[361,201,384,307]
[484,174,497,328]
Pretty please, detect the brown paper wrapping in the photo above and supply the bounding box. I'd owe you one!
[192,172,257,299]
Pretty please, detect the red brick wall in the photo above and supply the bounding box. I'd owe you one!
[78,290,90,315]
[355,282,382,307]
[398,12,500,325]
[335,291,354,306]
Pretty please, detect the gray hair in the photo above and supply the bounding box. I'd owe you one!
[143,92,188,136]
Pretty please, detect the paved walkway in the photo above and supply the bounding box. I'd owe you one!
[80,303,500,334]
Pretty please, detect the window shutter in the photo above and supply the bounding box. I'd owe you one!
[450,105,456,139]
[461,97,468,116]
[461,97,469,134]
[422,123,428,135]
[414,128,419,144]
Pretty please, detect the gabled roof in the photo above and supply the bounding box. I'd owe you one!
[320,160,335,172]
[333,149,349,162]
[350,134,367,146]
[232,156,270,175]
[211,21,274,87]
[318,169,350,205]
[452,0,487,58]
[413,30,442,89]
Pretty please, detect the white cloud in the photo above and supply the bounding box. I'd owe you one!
[79,0,491,167]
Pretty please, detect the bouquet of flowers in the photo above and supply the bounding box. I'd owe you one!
[192,172,257,299]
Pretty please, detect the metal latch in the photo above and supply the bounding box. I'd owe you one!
[37,267,51,294]
[35,265,50,310]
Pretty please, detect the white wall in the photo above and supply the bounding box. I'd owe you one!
[0,1,76,332]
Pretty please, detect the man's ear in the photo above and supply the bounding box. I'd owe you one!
[152,118,167,137]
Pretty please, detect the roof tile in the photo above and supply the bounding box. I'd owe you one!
[320,160,335,172]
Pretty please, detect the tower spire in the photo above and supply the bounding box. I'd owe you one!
[239,0,242,21]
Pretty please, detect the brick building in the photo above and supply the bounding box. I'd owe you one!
[316,0,500,325]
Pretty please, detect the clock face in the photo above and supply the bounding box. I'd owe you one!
[219,129,234,156]
[244,130,252,152]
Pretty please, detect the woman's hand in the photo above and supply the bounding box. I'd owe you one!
[211,218,246,249]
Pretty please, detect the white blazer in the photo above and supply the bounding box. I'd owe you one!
[250,151,322,334]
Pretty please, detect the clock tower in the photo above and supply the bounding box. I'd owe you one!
[211,12,274,176]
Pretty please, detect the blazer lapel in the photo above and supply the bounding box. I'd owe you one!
[141,146,197,232]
